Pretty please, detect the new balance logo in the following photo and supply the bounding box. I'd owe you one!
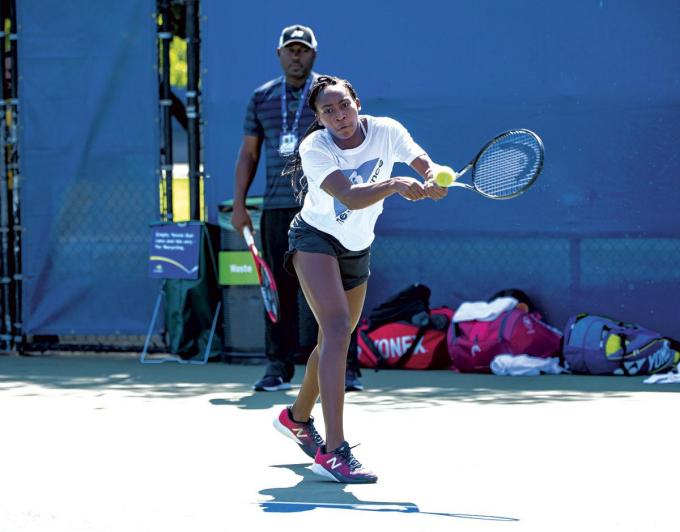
[326,457,342,470]
[294,428,307,438]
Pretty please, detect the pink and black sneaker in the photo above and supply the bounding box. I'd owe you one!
[311,441,378,484]
[273,406,325,459]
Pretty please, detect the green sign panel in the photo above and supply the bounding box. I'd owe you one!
[219,251,259,285]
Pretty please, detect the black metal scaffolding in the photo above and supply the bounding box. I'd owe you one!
[157,0,202,222]
[158,0,174,222]
[185,0,201,221]
[0,0,21,353]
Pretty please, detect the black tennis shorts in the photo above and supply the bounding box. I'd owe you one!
[283,214,370,291]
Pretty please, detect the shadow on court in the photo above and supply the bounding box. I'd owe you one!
[207,369,678,409]
[258,463,518,521]
[0,354,245,399]
[1,354,677,407]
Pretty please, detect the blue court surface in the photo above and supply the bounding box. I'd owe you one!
[1,354,678,532]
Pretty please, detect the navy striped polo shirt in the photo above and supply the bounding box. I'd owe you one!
[243,73,318,210]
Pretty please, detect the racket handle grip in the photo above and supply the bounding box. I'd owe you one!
[242,226,255,247]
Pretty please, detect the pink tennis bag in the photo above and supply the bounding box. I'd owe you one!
[447,308,562,373]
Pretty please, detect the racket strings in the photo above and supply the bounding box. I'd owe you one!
[473,132,542,198]
[261,269,279,318]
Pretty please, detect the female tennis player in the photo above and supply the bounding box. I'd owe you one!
[273,75,447,483]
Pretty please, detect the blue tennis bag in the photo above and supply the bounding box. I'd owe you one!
[562,313,680,375]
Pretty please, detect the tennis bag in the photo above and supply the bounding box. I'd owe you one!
[562,313,680,375]
[364,283,431,330]
[447,308,562,373]
[356,284,453,370]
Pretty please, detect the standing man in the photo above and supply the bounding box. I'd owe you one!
[231,25,364,392]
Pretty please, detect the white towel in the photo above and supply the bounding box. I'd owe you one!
[643,366,680,384]
[491,354,566,376]
[453,297,518,323]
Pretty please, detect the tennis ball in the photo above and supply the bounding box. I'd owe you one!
[605,334,622,355]
[434,166,456,187]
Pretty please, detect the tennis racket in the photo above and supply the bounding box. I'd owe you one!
[436,129,544,199]
[243,226,279,323]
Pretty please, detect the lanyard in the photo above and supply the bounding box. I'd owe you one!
[280,76,312,135]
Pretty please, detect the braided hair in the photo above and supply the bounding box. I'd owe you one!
[284,75,359,204]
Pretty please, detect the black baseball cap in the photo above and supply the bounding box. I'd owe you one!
[278,24,318,50]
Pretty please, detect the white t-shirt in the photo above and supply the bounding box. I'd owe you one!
[298,115,424,251]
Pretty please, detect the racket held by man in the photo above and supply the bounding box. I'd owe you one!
[243,226,279,323]
[434,129,544,199]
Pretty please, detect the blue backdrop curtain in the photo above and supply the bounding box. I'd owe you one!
[19,0,159,334]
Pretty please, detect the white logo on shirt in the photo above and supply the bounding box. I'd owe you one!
[334,158,382,223]
[369,160,384,183]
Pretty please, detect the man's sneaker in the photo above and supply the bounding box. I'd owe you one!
[253,362,293,391]
[311,441,378,484]
[253,375,291,391]
[345,365,364,392]
[273,406,325,459]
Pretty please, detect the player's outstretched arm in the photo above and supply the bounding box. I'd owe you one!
[321,169,426,209]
